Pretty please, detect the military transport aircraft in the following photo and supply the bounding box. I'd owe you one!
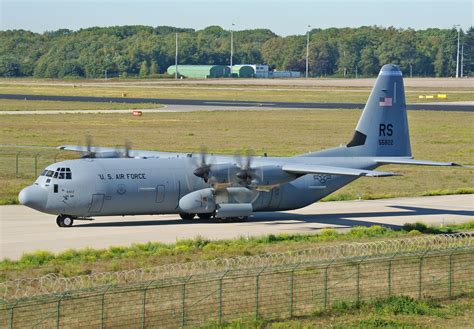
[19,64,465,227]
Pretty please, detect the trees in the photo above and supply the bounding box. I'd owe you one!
[139,60,149,77]
[0,26,469,78]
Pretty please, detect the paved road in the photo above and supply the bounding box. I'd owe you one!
[1,194,473,260]
[1,93,473,112]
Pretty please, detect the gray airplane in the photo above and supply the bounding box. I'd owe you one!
[19,64,464,227]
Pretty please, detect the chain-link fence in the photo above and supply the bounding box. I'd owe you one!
[0,150,75,179]
[1,234,473,328]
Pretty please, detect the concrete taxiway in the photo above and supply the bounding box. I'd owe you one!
[1,94,473,112]
[1,194,472,260]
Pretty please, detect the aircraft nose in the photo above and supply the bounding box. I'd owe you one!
[19,185,47,211]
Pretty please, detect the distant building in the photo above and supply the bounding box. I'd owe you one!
[231,65,255,78]
[270,70,302,78]
[167,65,230,78]
[247,64,269,78]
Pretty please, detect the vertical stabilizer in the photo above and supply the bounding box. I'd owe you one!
[346,64,411,157]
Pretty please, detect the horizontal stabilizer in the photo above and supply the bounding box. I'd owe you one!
[374,158,463,167]
[282,164,400,177]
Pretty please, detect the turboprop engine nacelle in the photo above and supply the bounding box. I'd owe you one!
[178,187,254,216]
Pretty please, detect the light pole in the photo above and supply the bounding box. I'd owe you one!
[461,44,464,78]
[305,25,311,78]
[175,32,178,80]
[230,23,235,78]
[455,26,460,78]
[409,63,412,78]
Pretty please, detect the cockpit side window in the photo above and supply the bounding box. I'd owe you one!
[46,170,54,177]
[65,168,72,179]
[53,171,59,178]
[41,170,48,176]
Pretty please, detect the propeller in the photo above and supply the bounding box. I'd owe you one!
[235,149,258,187]
[116,139,132,158]
[81,136,132,159]
[193,145,212,183]
[81,135,97,158]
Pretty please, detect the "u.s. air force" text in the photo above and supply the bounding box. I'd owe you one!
[98,173,146,180]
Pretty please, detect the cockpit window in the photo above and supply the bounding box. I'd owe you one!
[46,170,54,177]
[52,167,72,179]
[41,170,48,176]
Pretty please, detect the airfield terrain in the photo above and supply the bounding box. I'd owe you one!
[0,77,473,239]
[1,194,473,260]
[0,77,473,328]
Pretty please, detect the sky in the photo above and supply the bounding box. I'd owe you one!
[0,0,472,36]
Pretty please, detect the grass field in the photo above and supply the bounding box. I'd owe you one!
[1,227,473,328]
[0,82,473,104]
[0,99,162,111]
[214,294,474,328]
[0,108,472,204]
[1,221,472,281]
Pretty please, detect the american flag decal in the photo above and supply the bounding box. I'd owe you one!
[379,97,392,107]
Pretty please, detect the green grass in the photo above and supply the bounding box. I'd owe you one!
[1,108,472,204]
[1,221,472,281]
[0,82,472,104]
[203,294,474,328]
[0,99,162,111]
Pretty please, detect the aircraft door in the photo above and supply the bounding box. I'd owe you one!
[155,185,165,203]
[89,194,105,213]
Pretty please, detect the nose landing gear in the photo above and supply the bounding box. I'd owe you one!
[56,215,75,227]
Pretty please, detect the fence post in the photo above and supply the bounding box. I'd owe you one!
[56,295,63,329]
[141,281,154,329]
[448,253,453,298]
[217,270,229,325]
[9,302,17,329]
[289,264,299,318]
[34,153,40,177]
[355,263,360,305]
[324,266,328,309]
[387,253,397,297]
[255,267,266,321]
[181,276,192,328]
[100,286,111,329]
[15,152,20,178]
[417,252,427,300]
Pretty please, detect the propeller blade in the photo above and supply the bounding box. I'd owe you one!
[193,145,212,183]
[81,135,96,158]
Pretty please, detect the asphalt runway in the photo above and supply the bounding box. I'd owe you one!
[1,194,473,260]
[1,93,473,112]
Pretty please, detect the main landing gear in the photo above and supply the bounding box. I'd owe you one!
[56,214,75,227]
[179,213,248,222]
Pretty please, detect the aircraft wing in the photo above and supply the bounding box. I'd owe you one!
[57,145,175,158]
[282,164,400,177]
[374,157,464,167]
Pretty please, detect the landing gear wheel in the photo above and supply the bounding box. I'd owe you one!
[197,213,212,220]
[179,213,196,220]
[236,216,248,222]
[56,215,74,227]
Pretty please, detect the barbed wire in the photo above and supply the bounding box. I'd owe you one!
[1,233,472,301]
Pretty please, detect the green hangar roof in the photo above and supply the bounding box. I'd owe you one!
[231,65,255,78]
[167,65,230,78]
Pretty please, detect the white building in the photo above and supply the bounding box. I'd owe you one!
[239,64,269,78]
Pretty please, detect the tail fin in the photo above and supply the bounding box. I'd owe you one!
[346,64,411,157]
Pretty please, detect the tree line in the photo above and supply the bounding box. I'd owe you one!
[0,25,472,78]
